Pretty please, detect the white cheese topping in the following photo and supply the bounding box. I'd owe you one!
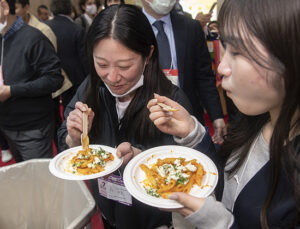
[186,163,197,172]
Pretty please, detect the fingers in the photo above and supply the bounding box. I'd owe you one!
[147,98,158,109]
[116,142,132,157]
[117,142,141,165]
[72,102,95,131]
[116,142,141,165]
[67,116,82,133]
[212,127,224,145]
[67,107,84,126]
[168,192,205,212]
[153,93,178,107]
[147,95,174,126]
[75,101,88,112]
[212,119,227,144]
[149,111,172,126]
[176,208,194,217]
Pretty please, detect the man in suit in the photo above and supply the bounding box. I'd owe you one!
[46,0,89,112]
[141,0,226,144]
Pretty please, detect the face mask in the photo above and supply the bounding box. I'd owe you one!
[146,0,176,15]
[85,4,97,15]
[104,74,144,98]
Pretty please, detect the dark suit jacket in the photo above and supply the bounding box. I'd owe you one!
[45,15,89,87]
[170,11,223,123]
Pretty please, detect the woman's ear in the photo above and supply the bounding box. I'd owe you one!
[146,45,154,65]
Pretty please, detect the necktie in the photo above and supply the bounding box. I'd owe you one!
[153,20,172,69]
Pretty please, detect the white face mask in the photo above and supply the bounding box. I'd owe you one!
[146,0,176,15]
[104,74,144,98]
[85,4,97,15]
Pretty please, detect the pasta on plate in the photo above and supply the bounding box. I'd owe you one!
[140,157,205,198]
[69,147,114,175]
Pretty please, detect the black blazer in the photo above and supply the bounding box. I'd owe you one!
[170,11,223,123]
[46,15,89,87]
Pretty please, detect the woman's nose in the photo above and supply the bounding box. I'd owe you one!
[218,54,231,78]
[107,67,121,83]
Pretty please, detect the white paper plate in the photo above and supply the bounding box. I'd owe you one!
[124,145,218,209]
[49,144,123,180]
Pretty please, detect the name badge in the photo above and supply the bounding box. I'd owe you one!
[0,65,4,86]
[163,69,179,86]
[98,174,132,206]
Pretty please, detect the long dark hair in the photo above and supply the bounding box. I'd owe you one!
[85,4,172,146]
[218,0,300,228]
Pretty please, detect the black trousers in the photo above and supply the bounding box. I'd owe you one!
[0,130,9,150]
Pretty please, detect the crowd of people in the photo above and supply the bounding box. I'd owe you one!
[0,0,299,228]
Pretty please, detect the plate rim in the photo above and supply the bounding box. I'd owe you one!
[123,145,218,209]
[49,144,123,180]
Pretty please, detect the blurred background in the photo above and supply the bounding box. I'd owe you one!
[29,0,224,20]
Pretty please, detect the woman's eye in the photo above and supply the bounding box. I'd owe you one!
[230,51,240,56]
[119,66,130,70]
[97,63,108,68]
[228,47,240,57]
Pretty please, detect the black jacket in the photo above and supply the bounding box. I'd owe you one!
[58,78,195,229]
[45,15,89,87]
[171,11,223,123]
[0,24,63,130]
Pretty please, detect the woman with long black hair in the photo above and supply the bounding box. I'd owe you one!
[146,0,300,228]
[57,4,214,229]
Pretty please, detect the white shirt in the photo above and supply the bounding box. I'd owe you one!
[143,8,178,69]
[115,98,131,123]
[83,13,93,26]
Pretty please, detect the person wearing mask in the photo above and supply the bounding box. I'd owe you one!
[58,5,214,229]
[37,4,49,22]
[0,0,63,162]
[75,0,97,33]
[145,0,300,228]
[140,0,227,145]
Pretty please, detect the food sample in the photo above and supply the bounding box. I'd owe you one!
[140,157,205,198]
[70,147,114,175]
